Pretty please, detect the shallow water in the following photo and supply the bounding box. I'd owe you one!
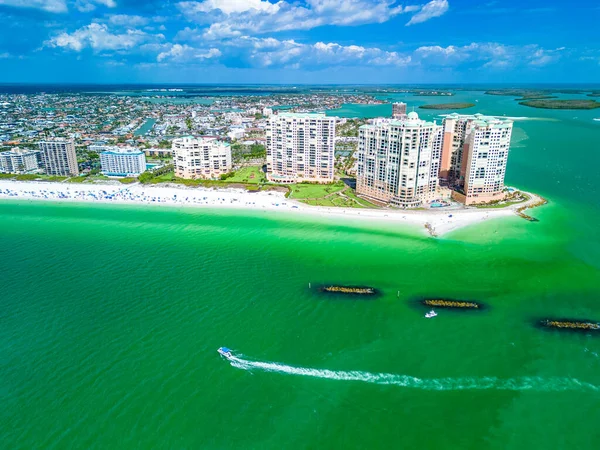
[1,90,600,449]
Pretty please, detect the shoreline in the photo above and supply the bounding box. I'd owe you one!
[0,180,545,236]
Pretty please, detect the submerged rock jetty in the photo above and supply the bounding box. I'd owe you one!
[540,319,600,332]
[422,299,482,309]
[319,285,379,296]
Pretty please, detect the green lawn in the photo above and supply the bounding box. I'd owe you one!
[288,182,345,199]
[227,166,266,184]
[0,173,70,182]
[344,189,380,208]
[151,172,176,183]
[293,184,380,209]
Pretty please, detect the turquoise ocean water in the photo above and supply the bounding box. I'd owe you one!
[1,90,600,448]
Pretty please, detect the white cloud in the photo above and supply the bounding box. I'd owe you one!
[177,0,442,38]
[406,0,449,26]
[156,43,221,62]
[413,42,564,68]
[46,23,163,52]
[0,0,116,12]
[108,14,150,27]
[0,0,67,12]
[178,0,281,15]
[228,36,410,68]
[75,0,116,11]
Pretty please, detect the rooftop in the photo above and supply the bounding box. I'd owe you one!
[444,112,513,125]
[274,112,330,119]
[101,147,144,156]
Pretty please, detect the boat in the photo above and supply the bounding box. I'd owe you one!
[218,347,233,359]
[594,118,600,122]
[425,310,438,318]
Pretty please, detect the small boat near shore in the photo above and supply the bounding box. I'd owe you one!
[425,310,438,318]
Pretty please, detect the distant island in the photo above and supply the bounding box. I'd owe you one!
[519,99,600,110]
[419,103,475,110]
[485,89,600,105]
[412,91,454,97]
[486,89,554,99]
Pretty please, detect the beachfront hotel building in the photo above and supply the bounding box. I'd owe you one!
[356,112,443,207]
[99,147,147,177]
[266,112,335,183]
[392,102,407,119]
[38,139,79,176]
[0,147,41,174]
[454,116,513,205]
[172,136,232,180]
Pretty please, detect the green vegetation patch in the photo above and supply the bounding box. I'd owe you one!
[419,103,476,110]
[14,174,40,181]
[66,176,88,183]
[231,142,266,163]
[138,165,174,184]
[225,166,266,184]
[118,177,137,184]
[475,193,530,209]
[336,119,367,137]
[288,182,345,199]
[519,99,600,110]
[486,89,586,98]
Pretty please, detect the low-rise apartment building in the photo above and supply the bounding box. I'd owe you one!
[172,136,232,179]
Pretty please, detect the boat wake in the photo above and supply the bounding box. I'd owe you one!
[226,354,599,393]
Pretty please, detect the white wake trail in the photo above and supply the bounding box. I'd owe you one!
[227,355,599,392]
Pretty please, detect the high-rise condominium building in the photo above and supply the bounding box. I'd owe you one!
[0,147,41,174]
[266,112,335,183]
[172,136,232,179]
[38,139,79,176]
[439,113,480,183]
[392,102,407,120]
[100,147,147,177]
[356,112,443,207]
[455,116,513,205]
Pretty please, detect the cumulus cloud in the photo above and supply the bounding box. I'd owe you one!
[413,42,564,68]
[156,44,221,62]
[406,0,449,26]
[45,23,163,52]
[178,0,281,15]
[0,0,116,12]
[0,0,68,12]
[74,0,116,12]
[226,36,410,68]
[177,0,447,38]
[108,14,150,27]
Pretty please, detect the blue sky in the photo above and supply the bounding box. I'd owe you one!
[0,0,598,84]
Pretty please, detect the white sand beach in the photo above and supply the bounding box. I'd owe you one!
[0,180,542,236]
